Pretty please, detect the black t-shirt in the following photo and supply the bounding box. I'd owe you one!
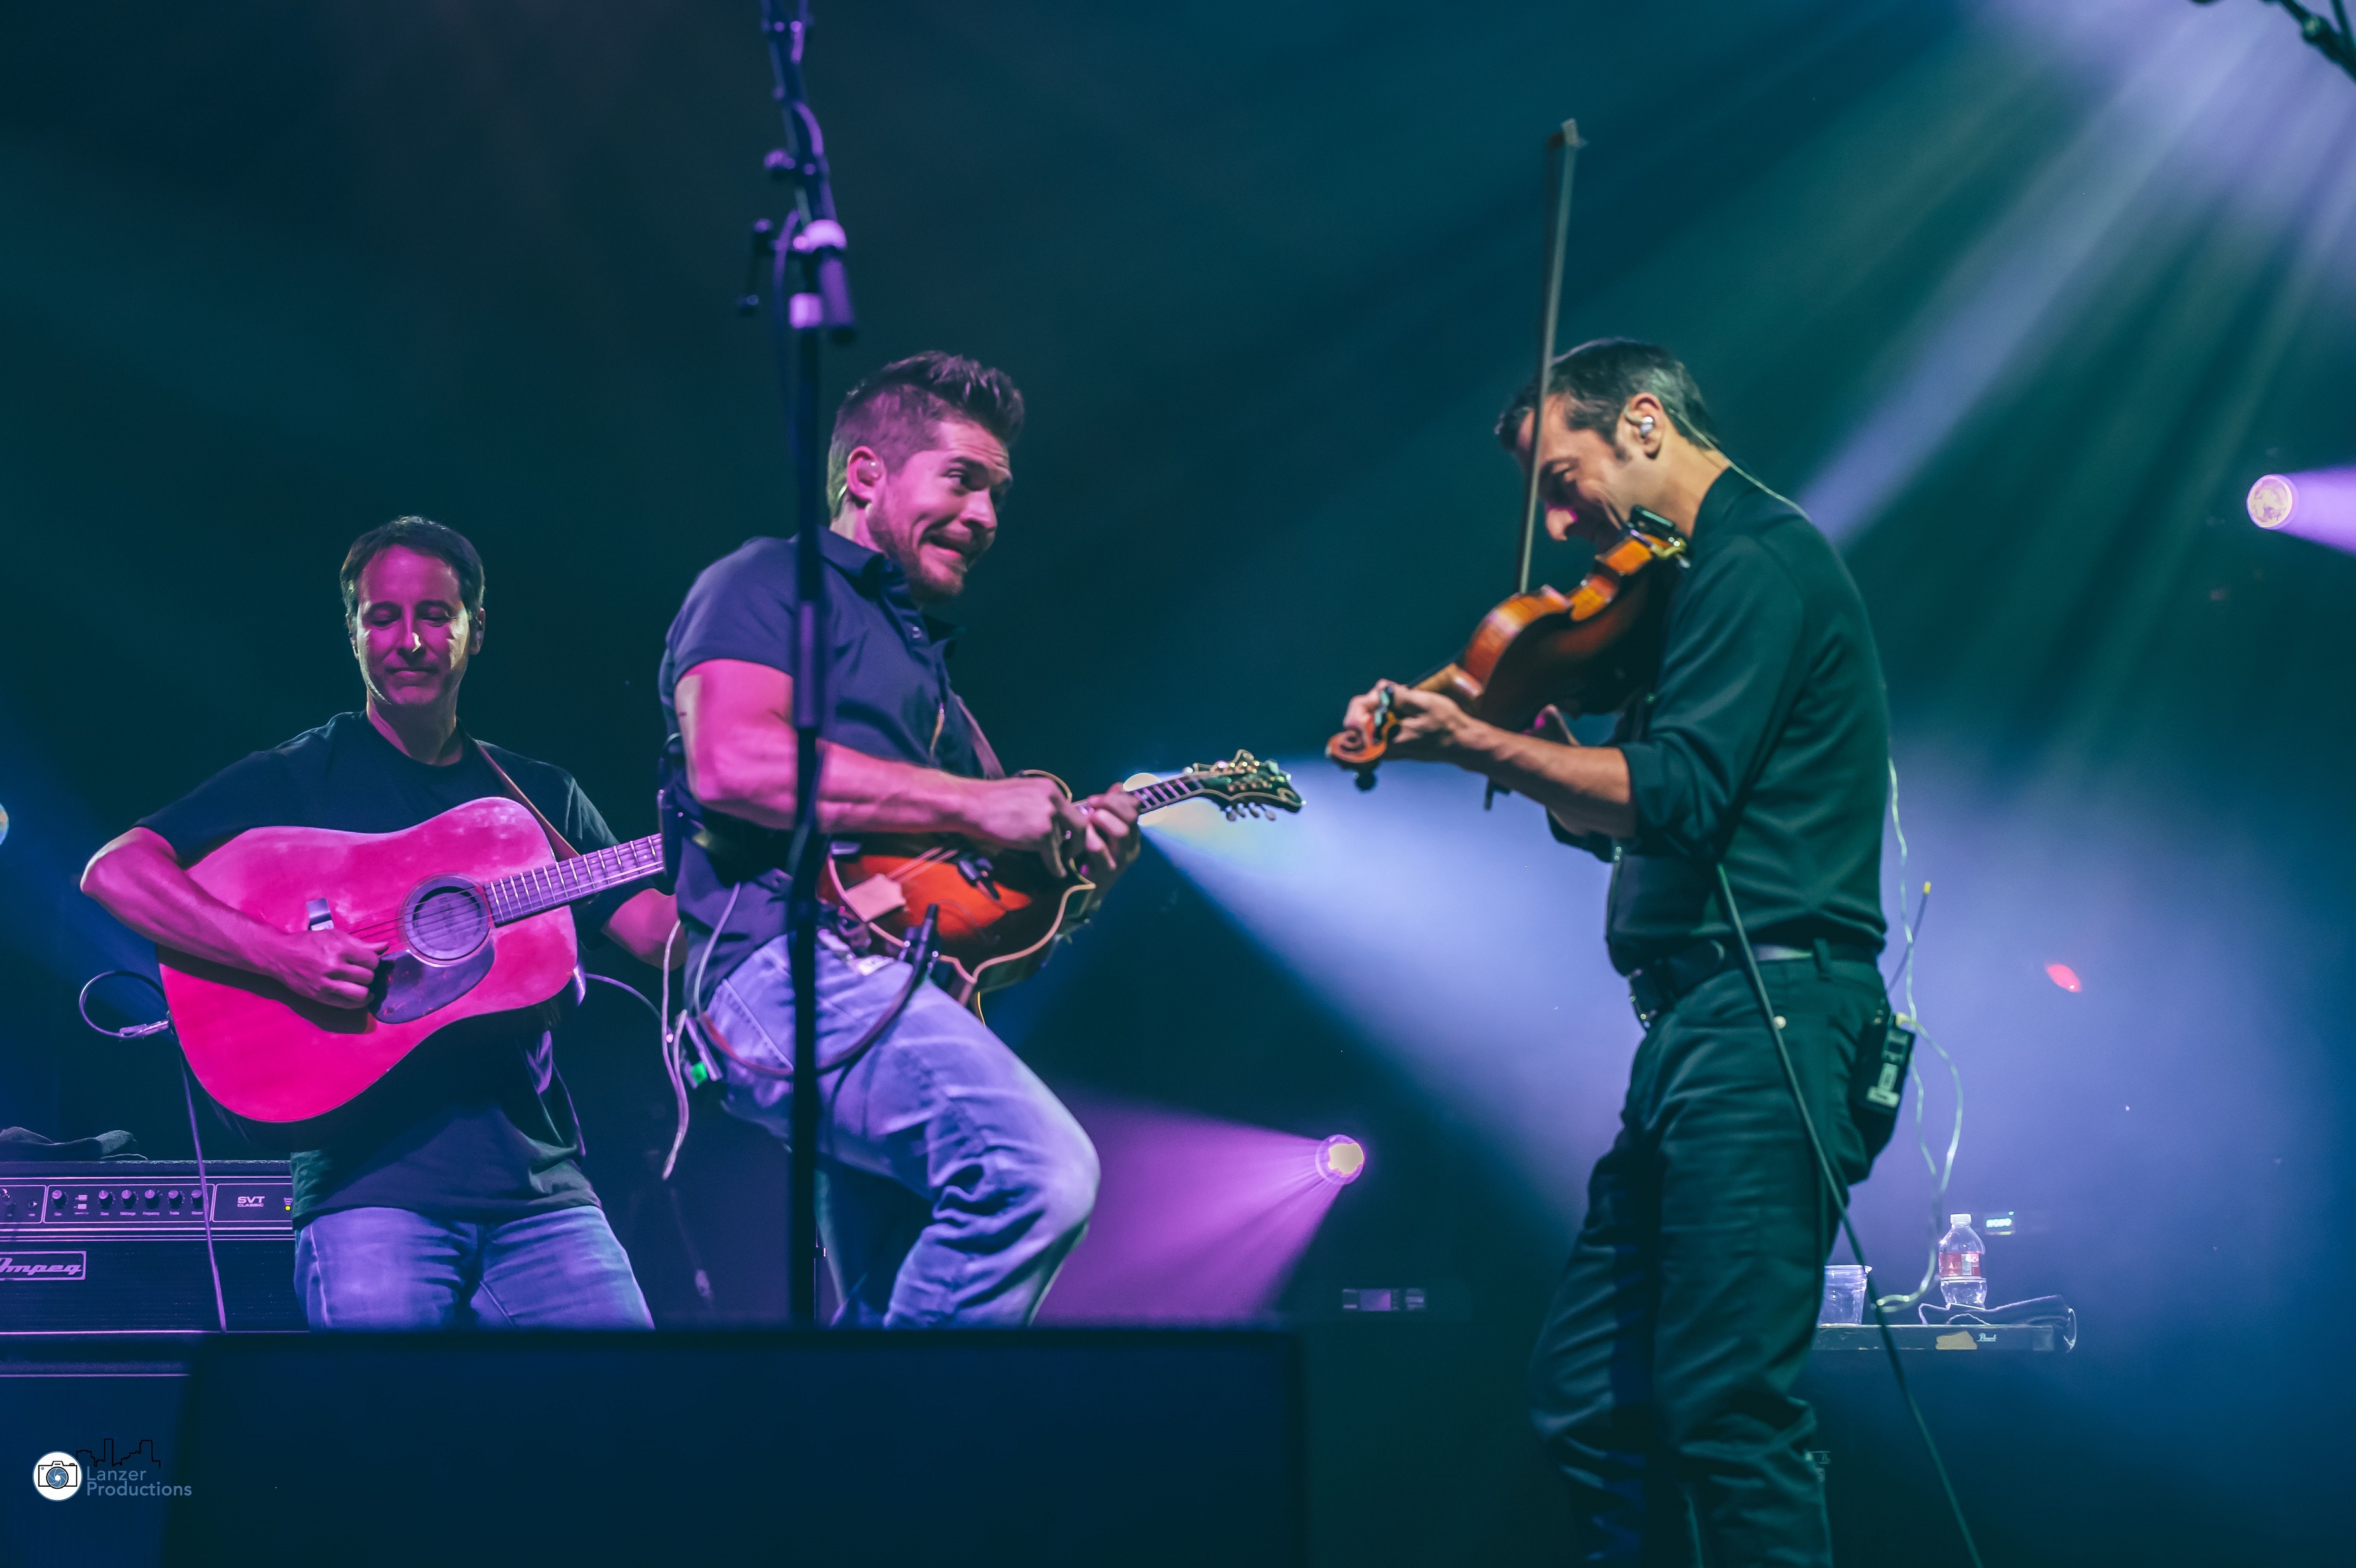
[1553,466,1891,974]
[138,712,636,1225]
[658,531,986,982]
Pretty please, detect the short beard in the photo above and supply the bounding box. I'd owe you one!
[903,558,964,605]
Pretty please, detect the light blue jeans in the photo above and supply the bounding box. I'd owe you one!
[293,1203,654,1330]
[702,932,1098,1327]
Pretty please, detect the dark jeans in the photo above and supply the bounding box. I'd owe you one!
[1528,954,1892,1567]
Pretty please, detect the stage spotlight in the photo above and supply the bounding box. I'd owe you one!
[1035,1097,1358,1324]
[1317,1136,1366,1185]
[2046,962,2083,992]
[2247,467,2356,553]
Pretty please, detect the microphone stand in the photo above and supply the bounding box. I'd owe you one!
[2229,0,2356,81]
[751,0,856,1326]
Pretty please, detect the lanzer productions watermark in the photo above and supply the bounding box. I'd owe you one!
[31,1440,191,1502]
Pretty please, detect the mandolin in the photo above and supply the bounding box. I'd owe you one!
[822,751,1302,1005]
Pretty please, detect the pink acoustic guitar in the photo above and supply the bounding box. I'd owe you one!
[158,798,662,1128]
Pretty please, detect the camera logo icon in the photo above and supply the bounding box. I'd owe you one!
[32,1451,82,1500]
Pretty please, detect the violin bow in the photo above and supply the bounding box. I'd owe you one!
[1515,119,1585,597]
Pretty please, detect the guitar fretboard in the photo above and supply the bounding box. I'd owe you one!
[1128,775,1223,815]
[486,834,664,925]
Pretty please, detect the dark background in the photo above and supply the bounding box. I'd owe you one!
[4,2,2354,1562]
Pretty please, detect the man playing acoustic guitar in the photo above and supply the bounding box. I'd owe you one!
[662,351,1139,1326]
[1337,340,1896,1566]
[82,517,676,1330]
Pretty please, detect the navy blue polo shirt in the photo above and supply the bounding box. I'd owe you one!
[658,530,985,980]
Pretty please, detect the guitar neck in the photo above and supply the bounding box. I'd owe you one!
[486,834,664,925]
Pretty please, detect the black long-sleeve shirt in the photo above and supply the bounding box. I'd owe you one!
[1553,466,1889,975]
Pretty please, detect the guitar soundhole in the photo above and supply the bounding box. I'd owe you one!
[403,878,492,964]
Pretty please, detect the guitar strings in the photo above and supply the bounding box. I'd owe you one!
[329,847,659,943]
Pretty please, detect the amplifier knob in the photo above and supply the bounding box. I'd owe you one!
[166,1190,182,1208]
[97,1190,112,1209]
[143,1189,158,1210]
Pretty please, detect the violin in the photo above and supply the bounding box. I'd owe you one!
[1326,507,1687,788]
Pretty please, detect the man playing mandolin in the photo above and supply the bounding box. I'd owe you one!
[82,517,677,1330]
[1338,339,1894,1566]
[662,351,1139,1326]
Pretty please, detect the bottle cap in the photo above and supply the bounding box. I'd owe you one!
[1950,1213,1970,1225]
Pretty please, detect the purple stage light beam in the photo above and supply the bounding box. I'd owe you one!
[1139,760,1632,1230]
[1037,1096,1354,1325]
[2248,468,2356,553]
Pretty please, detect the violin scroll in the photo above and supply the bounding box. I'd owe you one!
[1328,687,1397,789]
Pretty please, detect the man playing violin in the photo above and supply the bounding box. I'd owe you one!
[661,351,1140,1326]
[82,516,678,1330]
[1339,339,1894,1566]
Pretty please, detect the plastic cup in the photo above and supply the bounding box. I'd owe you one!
[1820,1264,1871,1325]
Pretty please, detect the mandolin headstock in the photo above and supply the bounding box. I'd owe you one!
[1180,751,1304,819]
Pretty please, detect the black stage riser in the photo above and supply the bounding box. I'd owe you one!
[167,1331,1305,1567]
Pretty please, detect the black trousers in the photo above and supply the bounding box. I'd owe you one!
[1528,953,1892,1567]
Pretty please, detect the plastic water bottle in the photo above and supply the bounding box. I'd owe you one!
[1937,1213,1987,1309]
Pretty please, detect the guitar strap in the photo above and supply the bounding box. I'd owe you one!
[466,735,592,1022]
[950,696,1008,781]
[466,735,583,862]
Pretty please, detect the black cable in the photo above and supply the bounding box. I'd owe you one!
[695,905,942,1084]
[77,970,172,1039]
[179,1060,229,1334]
[588,973,720,1310]
[78,970,229,1334]
[584,971,663,1025]
[1712,864,1984,1568]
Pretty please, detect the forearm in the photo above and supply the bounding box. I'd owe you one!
[81,829,291,972]
[691,738,987,837]
[1450,724,1637,841]
[604,890,686,968]
[678,661,993,838]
